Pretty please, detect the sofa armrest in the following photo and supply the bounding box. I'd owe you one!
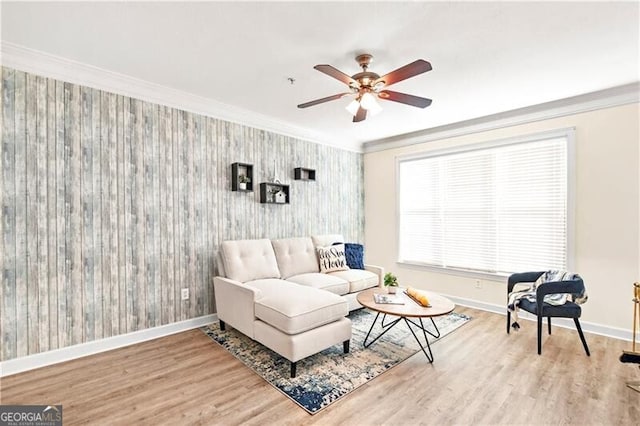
[213,276,262,339]
[364,264,384,287]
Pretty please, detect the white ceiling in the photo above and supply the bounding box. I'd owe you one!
[2,1,639,151]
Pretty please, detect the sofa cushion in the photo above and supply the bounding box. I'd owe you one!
[245,278,290,289]
[254,317,352,363]
[317,244,349,273]
[328,269,379,293]
[271,237,319,279]
[249,279,348,335]
[221,239,281,283]
[286,273,349,295]
[333,242,365,270]
[311,234,345,247]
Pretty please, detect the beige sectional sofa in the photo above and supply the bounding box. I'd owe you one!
[213,234,383,377]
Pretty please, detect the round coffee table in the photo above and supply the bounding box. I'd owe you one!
[356,287,455,362]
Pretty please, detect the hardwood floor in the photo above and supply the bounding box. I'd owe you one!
[1,307,639,425]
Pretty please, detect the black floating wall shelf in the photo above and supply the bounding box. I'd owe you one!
[260,182,290,204]
[231,162,254,192]
[294,167,316,181]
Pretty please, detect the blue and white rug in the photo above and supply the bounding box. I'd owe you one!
[202,309,471,414]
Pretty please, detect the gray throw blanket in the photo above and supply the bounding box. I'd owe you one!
[508,270,588,330]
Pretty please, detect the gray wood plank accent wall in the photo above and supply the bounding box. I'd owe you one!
[0,67,364,362]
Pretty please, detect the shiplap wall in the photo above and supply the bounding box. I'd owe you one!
[0,67,363,361]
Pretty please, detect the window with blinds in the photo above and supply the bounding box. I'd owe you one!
[398,131,572,275]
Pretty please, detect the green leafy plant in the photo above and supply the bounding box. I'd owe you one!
[384,272,398,287]
[238,175,251,184]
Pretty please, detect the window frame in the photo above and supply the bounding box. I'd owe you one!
[395,127,576,280]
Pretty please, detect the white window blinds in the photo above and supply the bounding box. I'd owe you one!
[398,134,569,275]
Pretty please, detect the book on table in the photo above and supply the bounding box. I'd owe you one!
[373,293,405,305]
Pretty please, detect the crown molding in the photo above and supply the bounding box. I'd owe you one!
[363,82,640,153]
[3,42,636,156]
[0,41,359,152]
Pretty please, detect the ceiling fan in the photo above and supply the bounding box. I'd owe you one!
[297,54,433,122]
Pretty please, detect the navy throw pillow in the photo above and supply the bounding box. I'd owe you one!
[333,242,364,269]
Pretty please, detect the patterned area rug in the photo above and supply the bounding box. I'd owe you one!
[202,309,470,414]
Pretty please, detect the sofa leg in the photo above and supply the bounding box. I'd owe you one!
[219,320,226,331]
[290,361,297,378]
[343,340,350,354]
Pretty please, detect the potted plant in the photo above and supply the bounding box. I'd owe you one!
[384,272,399,294]
[238,174,250,190]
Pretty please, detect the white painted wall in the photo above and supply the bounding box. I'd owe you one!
[364,103,639,332]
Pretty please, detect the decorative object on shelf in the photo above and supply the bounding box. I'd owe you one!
[384,272,399,294]
[231,162,254,192]
[271,159,280,184]
[260,182,290,204]
[268,187,278,202]
[294,167,316,181]
[238,174,251,190]
[274,190,287,203]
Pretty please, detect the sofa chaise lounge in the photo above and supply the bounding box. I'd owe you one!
[213,234,383,377]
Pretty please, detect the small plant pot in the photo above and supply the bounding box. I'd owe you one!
[387,286,397,294]
[239,182,247,190]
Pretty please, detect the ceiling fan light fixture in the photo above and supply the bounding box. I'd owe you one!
[367,99,383,116]
[360,92,380,111]
[299,54,432,122]
[346,98,361,116]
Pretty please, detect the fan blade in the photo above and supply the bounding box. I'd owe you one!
[375,59,432,87]
[314,65,358,87]
[378,90,432,108]
[353,106,367,122]
[297,93,350,109]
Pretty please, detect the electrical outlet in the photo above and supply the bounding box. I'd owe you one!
[181,288,189,300]
[475,280,482,289]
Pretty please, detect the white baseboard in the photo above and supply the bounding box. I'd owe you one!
[0,314,217,377]
[446,294,633,342]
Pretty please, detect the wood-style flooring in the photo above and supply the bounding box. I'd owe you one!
[1,307,639,425]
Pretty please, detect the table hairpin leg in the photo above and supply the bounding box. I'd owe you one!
[362,313,438,362]
[363,313,403,348]
[405,317,441,339]
[403,317,434,362]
